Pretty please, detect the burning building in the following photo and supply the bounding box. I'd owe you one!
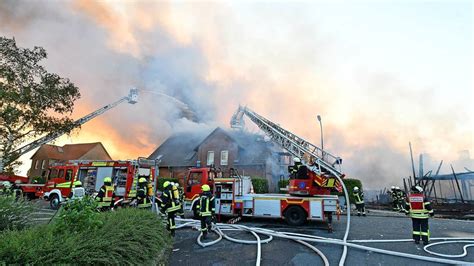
[148,127,291,192]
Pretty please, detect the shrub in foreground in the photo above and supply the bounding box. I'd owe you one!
[0,195,34,231]
[0,208,172,265]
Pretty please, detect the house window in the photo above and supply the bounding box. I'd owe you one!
[207,151,214,166]
[221,150,229,166]
[41,160,46,169]
[34,160,40,169]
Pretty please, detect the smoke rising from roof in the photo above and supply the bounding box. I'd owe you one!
[1,1,472,189]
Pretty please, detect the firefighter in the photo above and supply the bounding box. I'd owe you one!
[1,181,11,196]
[12,180,23,201]
[96,177,115,210]
[137,177,151,209]
[173,182,185,218]
[288,157,302,178]
[390,186,399,211]
[404,185,434,245]
[197,184,215,239]
[160,181,181,236]
[353,186,366,216]
[396,187,406,212]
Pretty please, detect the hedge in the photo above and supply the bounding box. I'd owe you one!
[251,177,268,194]
[0,196,34,231]
[0,207,172,264]
[157,177,179,191]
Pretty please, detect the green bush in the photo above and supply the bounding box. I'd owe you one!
[0,208,172,265]
[338,178,363,204]
[55,196,102,233]
[251,177,268,194]
[278,179,289,193]
[0,196,34,231]
[157,177,179,191]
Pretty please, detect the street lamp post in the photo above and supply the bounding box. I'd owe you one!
[317,115,324,159]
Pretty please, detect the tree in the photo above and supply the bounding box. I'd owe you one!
[0,37,81,173]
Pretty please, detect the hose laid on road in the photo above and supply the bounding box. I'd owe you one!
[424,241,474,258]
[175,218,474,265]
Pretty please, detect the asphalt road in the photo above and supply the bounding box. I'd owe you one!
[170,210,474,266]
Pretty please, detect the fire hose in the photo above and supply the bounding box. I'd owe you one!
[175,218,474,266]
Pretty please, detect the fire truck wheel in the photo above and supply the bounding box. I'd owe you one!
[284,205,307,226]
[50,194,60,210]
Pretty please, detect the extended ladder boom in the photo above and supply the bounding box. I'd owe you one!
[230,106,343,177]
[5,89,138,166]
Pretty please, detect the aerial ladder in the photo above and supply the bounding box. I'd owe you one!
[0,89,138,172]
[230,105,345,196]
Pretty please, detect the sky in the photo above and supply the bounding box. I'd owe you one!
[0,0,472,189]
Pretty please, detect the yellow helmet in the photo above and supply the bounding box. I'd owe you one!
[104,177,112,183]
[163,181,170,188]
[139,177,147,183]
[73,180,82,187]
[201,184,210,192]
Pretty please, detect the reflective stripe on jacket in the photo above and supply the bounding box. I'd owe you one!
[353,191,364,204]
[197,195,215,217]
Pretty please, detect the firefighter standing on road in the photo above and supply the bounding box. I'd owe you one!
[197,184,215,239]
[396,187,406,212]
[137,177,151,209]
[390,186,399,211]
[404,185,434,245]
[160,181,181,236]
[353,186,366,216]
[96,177,115,210]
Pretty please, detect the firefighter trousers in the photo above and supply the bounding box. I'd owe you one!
[200,216,212,234]
[167,210,177,234]
[412,218,429,243]
[355,203,366,215]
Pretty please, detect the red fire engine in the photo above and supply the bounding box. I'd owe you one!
[182,167,339,226]
[41,159,157,209]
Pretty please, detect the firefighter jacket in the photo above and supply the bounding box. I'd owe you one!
[404,193,434,219]
[353,191,364,204]
[97,185,115,207]
[197,192,215,217]
[160,187,180,213]
[397,190,406,200]
[137,183,151,208]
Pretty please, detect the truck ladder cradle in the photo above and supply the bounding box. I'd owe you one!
[230,106,343,177]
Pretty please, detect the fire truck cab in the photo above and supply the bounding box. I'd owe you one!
[43,159,156,209]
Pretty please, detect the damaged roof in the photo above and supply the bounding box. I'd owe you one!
[148,127,286,167]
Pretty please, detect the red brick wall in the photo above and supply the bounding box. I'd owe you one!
[197,130,239,172]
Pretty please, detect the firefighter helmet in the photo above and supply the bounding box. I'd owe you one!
[104,177,112,183]
[353,186,359,192]
[412,185,423,193]
[391,186,395,190]
[139,177,147,183]
[293,157,301,163]
[2,181,11,189]
[202,184,211,192]
[163,181,170,188]
[395,186,400,190]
